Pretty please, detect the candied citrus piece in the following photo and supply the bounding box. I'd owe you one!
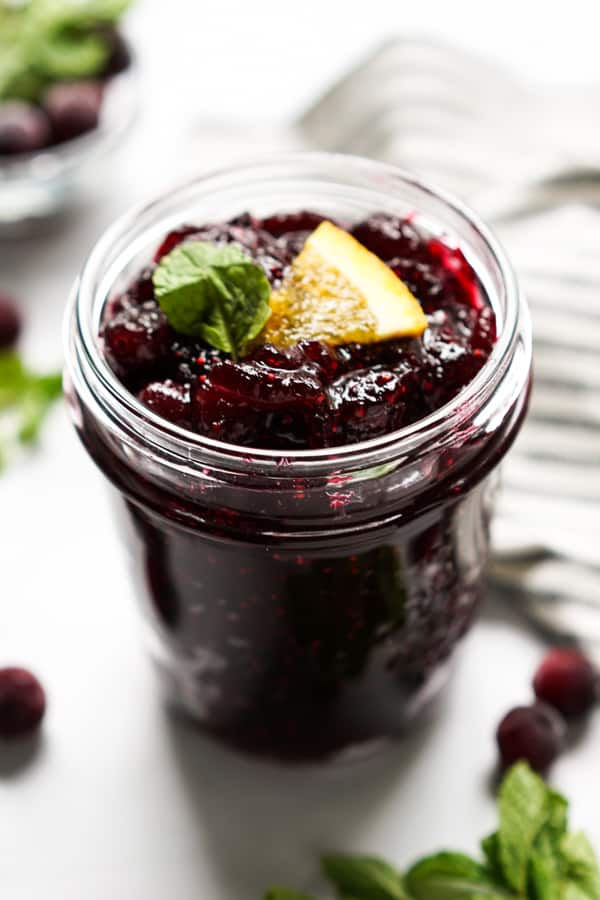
[261,221,428,347]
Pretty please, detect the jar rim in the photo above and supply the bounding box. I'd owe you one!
[66,151,530,477]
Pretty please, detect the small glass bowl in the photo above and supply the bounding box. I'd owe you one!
[0,47,139,237]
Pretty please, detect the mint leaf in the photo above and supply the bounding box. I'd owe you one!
[528,790,570,900]
[40,0,132,28]
[558,833,600,900]
[0,0,131,101]
[36,31,108,79]
[0,352,29,408]
[497,763,551,895]
[544,791,569,843]
[18,371,63,444]
[481,835,505,886]
[529,831,563,900]
[265,765,600,900]
[0,351,62,470]
[321,854,406,900]
[405,852,512,900]
[153,241,271,360]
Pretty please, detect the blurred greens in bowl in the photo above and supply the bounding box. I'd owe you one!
[0,0,137,234]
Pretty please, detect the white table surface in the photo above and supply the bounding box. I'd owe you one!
[1,2,599,897]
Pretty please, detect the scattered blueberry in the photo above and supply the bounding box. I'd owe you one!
[496,702,566,772]
[44,80,103,144]
[0,101,50,156]
[0,667,46,738]
[533,647,598,718]
[102,299,171,377]
[138,380,191,427]
[0,292,21,348]
[101,27,132,77]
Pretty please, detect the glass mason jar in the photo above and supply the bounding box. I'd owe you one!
[65,154,531,762]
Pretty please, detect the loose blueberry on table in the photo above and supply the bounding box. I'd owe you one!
[0,292,21,349]
[497,702,567,773]
[0,667,46,738]
[93,210,504,759]
[534,647,598,718]
[496,648,598,773]
[0,1,131,158]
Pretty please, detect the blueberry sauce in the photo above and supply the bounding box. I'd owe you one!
[101,212,496,450]
[71,209,526,761]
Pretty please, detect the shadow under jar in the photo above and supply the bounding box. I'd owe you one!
[65,154,531,762]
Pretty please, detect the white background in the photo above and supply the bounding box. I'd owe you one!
[1,2,599,897]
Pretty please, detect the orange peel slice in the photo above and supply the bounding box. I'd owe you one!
[261,221,428,347]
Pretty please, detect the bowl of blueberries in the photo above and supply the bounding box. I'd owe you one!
[0,0,137,234]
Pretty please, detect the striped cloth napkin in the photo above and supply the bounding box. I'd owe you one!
[188,40,600,647]
[296,40,600,649]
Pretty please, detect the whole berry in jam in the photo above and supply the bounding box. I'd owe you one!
[260,211,328,237]
[44,81,103,144]
[102,299,171,378]
[533,648,598,718]
[351,213,422,262]
[138,380,191,428]
[0,292,21,348]
[0,667,46,738]
[328,365,416,444]
[0,101,50,156]
[496,702,566,772]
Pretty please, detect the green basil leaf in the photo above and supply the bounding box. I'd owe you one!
[153,241,271,360]
[405,852,512,900]
[497,763,552,894]
[321,854,406,900]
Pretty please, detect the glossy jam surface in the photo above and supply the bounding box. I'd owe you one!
[101,212,496,449]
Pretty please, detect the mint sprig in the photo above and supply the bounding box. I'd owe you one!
[152,241,272,361]
[322,854,407,900]
[264,764,600,900]
[0,350,62,470]
[0,0,131,102]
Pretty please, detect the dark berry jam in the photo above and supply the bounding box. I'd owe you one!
[71,205,527,762]
[101,212,496,450]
